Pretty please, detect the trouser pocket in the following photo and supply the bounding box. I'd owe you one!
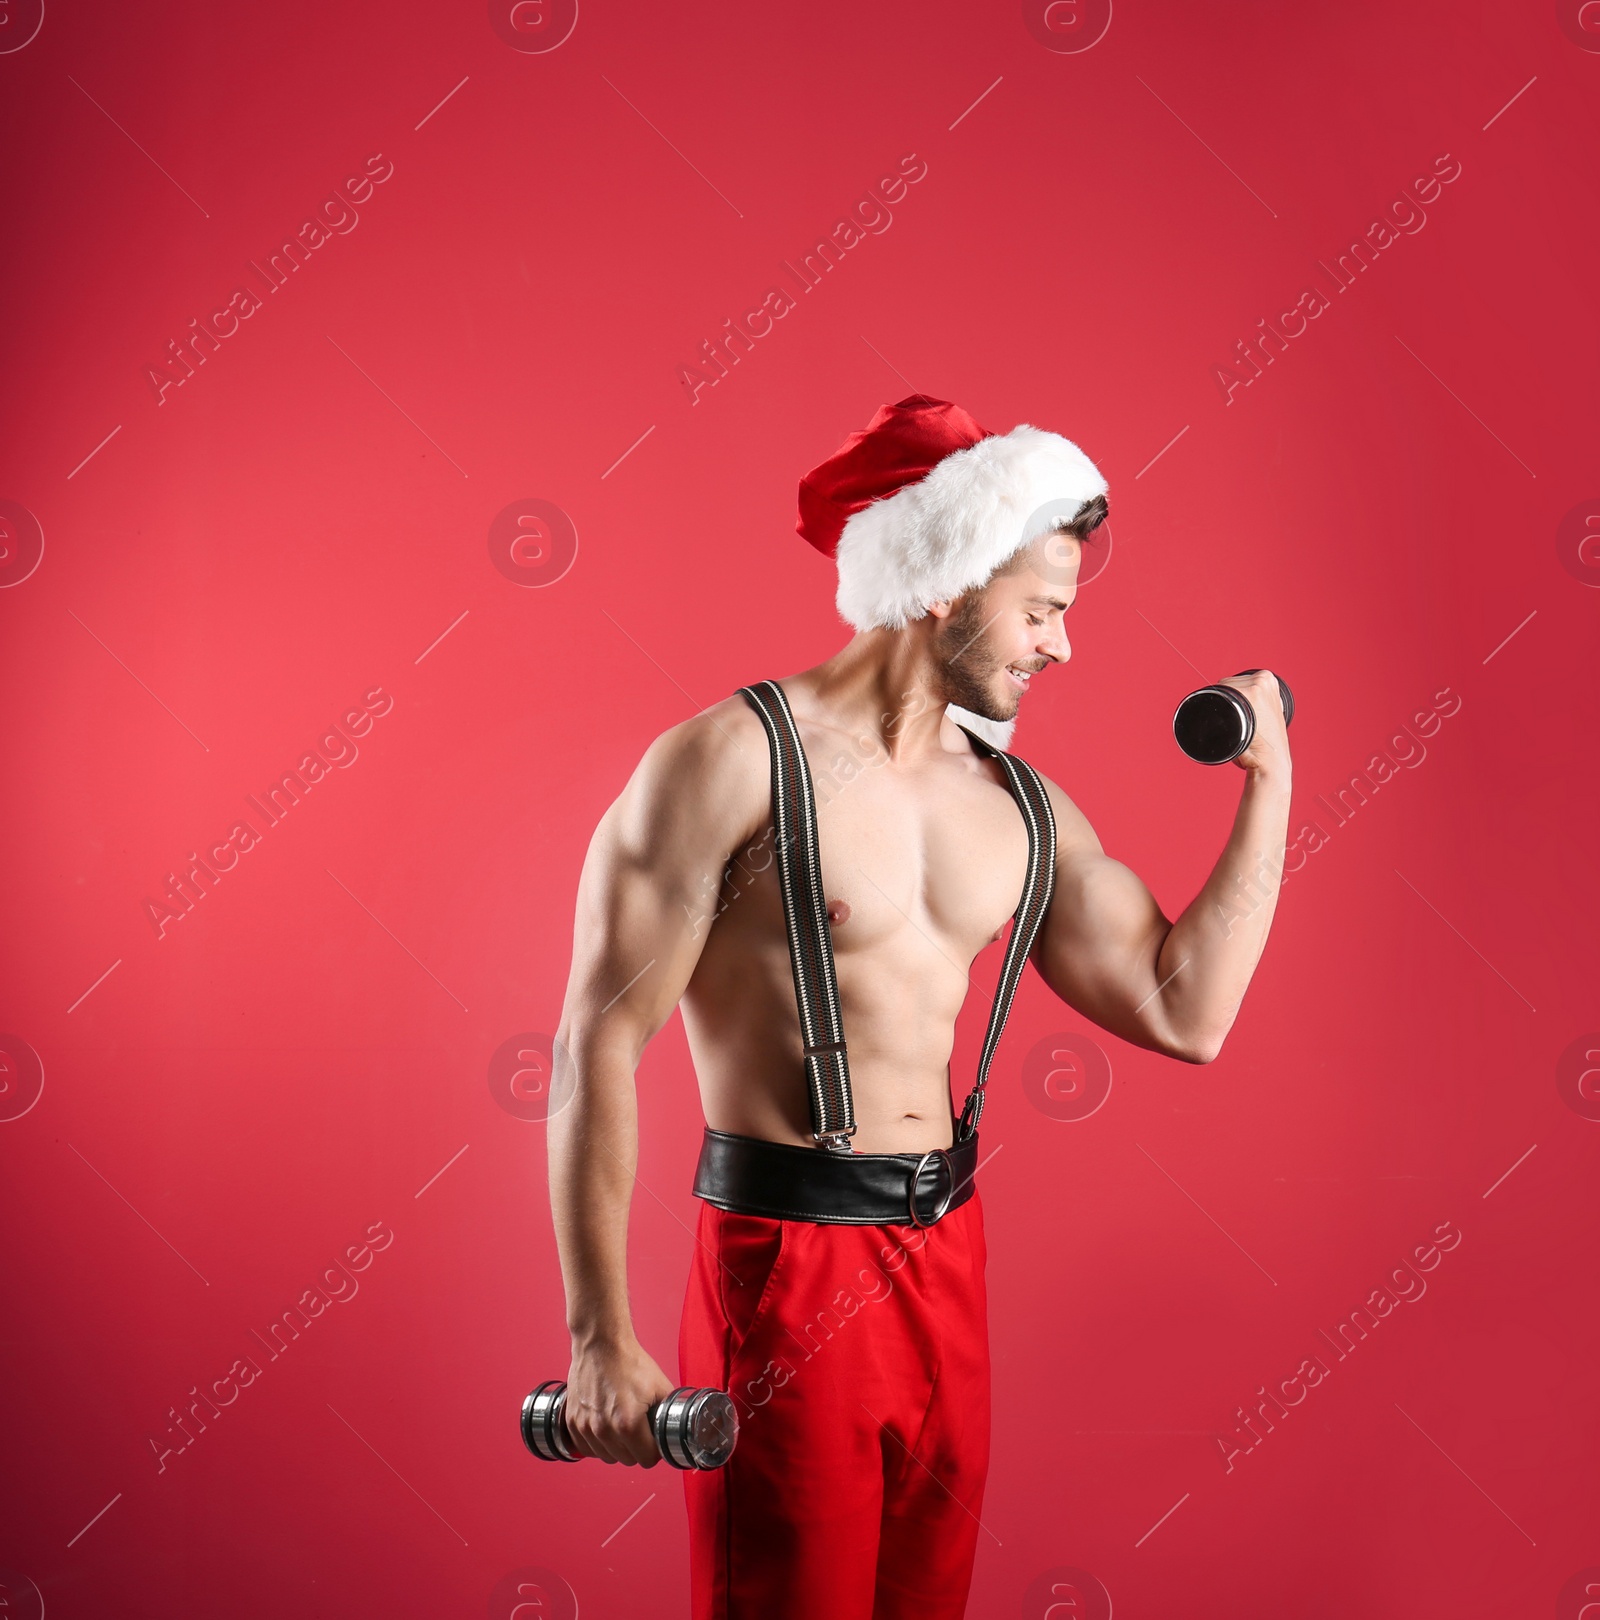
[714,1211,788,1358]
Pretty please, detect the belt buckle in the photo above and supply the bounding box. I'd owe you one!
[908,1148,956,1228]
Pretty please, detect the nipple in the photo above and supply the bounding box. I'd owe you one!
[826,898,852,926]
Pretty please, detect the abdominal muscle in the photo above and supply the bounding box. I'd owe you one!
[680,857,1006,1156]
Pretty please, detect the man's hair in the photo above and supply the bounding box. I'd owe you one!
[990,493,1110,587]
[1055,492,1109,544]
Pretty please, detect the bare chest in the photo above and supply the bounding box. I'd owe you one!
[721,743,1033,960]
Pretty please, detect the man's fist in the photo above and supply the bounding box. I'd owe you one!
[562,1337,677,1466]
[1219,669,1291,778]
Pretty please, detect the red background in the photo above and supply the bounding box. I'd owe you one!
[3,2,1598,1616]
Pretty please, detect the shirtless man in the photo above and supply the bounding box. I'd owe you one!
[546,396,1291,1619]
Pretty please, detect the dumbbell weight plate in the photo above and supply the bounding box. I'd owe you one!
[1173,685,1256,765]
[522,1379,580,1462]
[653,1387,739,1470]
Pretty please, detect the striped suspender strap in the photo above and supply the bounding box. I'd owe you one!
[950,726,1058,1143]
[737,681,858,1151]
[736,682,1058,1153]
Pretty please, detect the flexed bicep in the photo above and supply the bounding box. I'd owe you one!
[1028,775,1189,1059]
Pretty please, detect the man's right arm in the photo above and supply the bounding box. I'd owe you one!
[546,704,764,1466]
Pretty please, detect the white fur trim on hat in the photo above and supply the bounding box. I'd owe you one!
[833,424,1108,632]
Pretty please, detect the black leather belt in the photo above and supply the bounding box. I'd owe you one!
[693,1127,979,1227]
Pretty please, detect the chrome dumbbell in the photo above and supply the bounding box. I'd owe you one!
[520,1380,738,1470]
[1174,669,1295,764]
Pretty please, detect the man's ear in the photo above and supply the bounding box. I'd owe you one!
[924,598,955,621]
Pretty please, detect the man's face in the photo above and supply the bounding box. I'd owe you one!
[931,530,1079,722]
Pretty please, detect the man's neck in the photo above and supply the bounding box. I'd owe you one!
[787,628,965,764]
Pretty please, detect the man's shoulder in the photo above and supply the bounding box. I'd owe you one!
[598,691,772,861]
[1025,764,1103,856]
[649,689,766,767]
[629,689,770,816]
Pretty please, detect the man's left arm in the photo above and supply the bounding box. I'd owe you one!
[1029,669,1293,1064]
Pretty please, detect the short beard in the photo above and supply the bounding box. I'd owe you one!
[933,592,1016,722]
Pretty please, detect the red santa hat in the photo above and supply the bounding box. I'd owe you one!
[797,394,1109,633]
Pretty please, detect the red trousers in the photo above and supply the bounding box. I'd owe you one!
[678,1192,991,1620]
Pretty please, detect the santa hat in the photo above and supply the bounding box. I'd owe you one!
[796,394,1108,749]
